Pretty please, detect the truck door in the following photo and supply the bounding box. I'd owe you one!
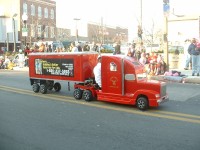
[101,57,122,95]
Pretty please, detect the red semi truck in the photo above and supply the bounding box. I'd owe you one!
[29,52,168,110]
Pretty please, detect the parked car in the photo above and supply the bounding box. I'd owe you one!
[100,44,115,53]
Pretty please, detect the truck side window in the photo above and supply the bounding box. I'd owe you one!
[110,62,117,71]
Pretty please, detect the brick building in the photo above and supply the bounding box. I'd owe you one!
[0,0,57,51]
[87,22,128,44]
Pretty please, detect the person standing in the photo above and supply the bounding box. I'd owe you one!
[70,42,78,52]
[77,42,82,52]
[114,42,121,55]
[188,38,199,76]
[196,41,200,74]
[83,42,90,51]
[184,39,191,70]
[91,42,99,52]
[126,43,135,57]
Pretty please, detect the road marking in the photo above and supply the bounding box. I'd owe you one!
[0,85,200,124]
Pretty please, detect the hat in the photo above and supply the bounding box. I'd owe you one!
[97,55,101,60]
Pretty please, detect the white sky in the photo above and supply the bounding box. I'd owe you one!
[56,0,200,40]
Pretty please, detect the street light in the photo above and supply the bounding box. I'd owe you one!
[74,18,80,42]
[22,13,28,48]
[12,13,17,52]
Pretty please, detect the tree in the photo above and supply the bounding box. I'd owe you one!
[141,19,164,53]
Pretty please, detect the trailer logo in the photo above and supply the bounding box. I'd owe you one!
[35,58,74,76]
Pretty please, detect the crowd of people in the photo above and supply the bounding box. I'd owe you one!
[0,50,27,70]
[2,38,200,77]
[125,43,166,75]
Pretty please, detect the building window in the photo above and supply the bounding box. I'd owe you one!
[50,9,54,19]
[23,3,28,14]
[38,6,42,18]
[50,27,55,38]
[31,24,35,37]
[44,8,48,18]
[37,25,42,37]
[31,4,35,16]
[44,26,48,38]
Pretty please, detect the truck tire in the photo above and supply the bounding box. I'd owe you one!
[32,83,40,93]
[136,97,148,110]
[47,80,54,90]
[74,89,83,100]
[40,84,47,94]
[83,90,93,101]
[54,82,61,92]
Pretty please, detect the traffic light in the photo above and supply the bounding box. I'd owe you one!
[163,0,169,4]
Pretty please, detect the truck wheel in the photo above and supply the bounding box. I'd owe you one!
[74,89,83,100]
[54,82,61,92]
[47,80,54,90]
[83,90,93,101]
[136,97,148,110]
[32,83,40,93]
[40,84,47,94]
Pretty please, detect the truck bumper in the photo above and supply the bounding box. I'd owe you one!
[157,95,169,104]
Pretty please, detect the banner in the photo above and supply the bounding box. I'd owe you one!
[35,58,74,76]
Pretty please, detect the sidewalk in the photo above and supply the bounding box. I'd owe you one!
[150,68,200,84]
[13,66,29,71]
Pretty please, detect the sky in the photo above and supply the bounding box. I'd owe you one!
[55,0,200,41]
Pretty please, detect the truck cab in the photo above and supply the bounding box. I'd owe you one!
[94,55,168,110]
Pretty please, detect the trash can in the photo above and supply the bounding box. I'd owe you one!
[169,54,179,69]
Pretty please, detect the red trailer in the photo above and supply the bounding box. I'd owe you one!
[29,52,168,110]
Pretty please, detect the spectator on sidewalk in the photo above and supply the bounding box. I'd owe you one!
[148,52,158,75]
[126,43,135,57]
[188,38,200,76]
[77,42,82,52]
[139,52,147,65]
[113,42,121,55]
[184,39,191,70]
[70,42,78,52]
[91,42,99,52]
[83,42,90,51]
[155,54,166,75]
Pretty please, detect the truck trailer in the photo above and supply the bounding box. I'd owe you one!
[29,52,168,110]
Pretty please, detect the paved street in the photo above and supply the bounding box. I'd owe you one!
[0,69,200,150]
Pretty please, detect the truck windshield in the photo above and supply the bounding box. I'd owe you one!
[137,72,147,80]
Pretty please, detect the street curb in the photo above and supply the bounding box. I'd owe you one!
[13,67,29,71]
[182,77,200,84]
[150,75,200,84]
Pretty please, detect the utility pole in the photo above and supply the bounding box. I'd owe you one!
[6,33,9,51]
[101,17,104,44]
[12,13,17,52]
[74,18,80,42]
[163,0,170,71]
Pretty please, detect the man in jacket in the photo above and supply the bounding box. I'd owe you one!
[188,38,199,76]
